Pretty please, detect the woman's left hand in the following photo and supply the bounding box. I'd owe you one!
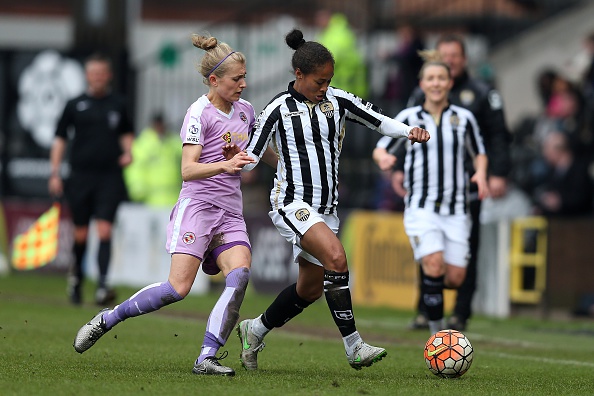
[222,144,242,160]
[471,171,490,200]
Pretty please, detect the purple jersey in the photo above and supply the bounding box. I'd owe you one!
[178,95,255,214]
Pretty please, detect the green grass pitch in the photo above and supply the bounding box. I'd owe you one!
[1,272,593,395]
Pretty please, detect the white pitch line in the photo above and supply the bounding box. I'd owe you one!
[482,351,594,368]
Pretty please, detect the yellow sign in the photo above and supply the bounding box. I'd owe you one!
[343,210,455,311]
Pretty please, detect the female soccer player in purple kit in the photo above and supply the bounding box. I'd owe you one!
[72,34,263,376]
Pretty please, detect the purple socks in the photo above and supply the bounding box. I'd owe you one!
[197,267,250,363]
[103,281,183,329]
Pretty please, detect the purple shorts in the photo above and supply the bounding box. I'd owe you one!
[165,198,251,275]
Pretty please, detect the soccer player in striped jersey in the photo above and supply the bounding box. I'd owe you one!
[232,28,429,371]
[73,35,260,376]
[373,50,489,335]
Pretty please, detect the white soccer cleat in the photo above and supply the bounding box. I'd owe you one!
[73,308,111,353]
[347,341,387,370]
[192,356,235,376]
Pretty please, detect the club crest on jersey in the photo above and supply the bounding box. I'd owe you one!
[182,232,196,244]
[295,208,310,222]
[460,89,475,106]
[319,100,334,118]
[221,131,232,143]
[450,114,460,127]
[239,111,248,124]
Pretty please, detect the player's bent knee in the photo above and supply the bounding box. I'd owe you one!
[421,256,445,278]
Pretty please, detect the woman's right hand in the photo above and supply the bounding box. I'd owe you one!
[225,151,255,174]
[48,175,63,197]
[391,170,407,197]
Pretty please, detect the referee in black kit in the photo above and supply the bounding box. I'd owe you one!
[49,53,134,306]
[376,34,511,331]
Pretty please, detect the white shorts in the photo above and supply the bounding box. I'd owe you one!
[269,202,339,266]
[403,207,471,267]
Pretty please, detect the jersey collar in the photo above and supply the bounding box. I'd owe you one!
[288,81,308,103]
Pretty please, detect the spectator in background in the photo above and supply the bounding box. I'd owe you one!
[513,70,588,191]
[315,9,368,98]
[545,76,585,135]
[381,24,425,115]
[537,68,559,108]
[532,130,593,217]
[530,74,589,165]
[124,113,182,207]
[49,53,134,306]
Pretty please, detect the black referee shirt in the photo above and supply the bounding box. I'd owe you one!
[55,92,133,172]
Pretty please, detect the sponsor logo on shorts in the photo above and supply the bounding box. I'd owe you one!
[182,232,196,244]
[295,208,310,221]
[319,100,334,118]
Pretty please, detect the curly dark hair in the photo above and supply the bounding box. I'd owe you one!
[285,28,334,75]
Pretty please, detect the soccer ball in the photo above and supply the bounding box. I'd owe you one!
[424,329,474,378]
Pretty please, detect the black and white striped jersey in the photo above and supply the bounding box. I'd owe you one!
[376,104,485,215]
[244,82,413,214]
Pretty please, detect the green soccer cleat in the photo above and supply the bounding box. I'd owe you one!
[236,319,265,370]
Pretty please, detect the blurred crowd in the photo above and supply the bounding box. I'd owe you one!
[509,31,594,217]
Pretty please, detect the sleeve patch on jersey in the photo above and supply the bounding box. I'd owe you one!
[488,90,503,110]
[184,123,201,144]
